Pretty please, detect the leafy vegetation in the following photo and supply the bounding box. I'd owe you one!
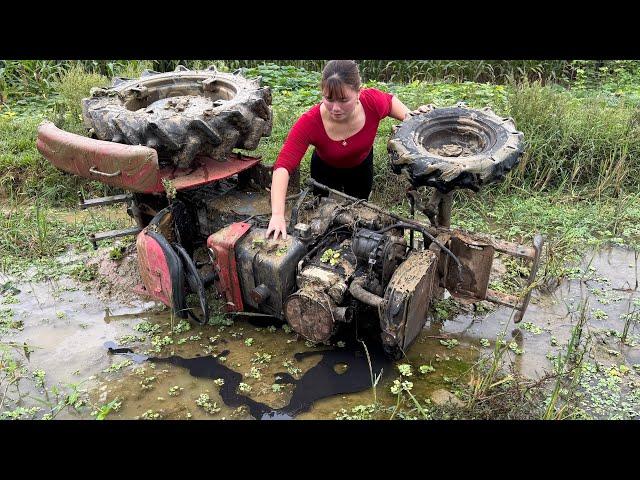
[2,59,640,421]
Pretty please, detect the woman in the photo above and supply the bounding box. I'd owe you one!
[266,60,418,240]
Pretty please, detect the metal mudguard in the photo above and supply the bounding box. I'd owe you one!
[136,228,186,317]
[207,222,252,312]
[37,120,161,192]
[36,121,263,193]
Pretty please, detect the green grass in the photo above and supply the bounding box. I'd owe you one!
[1,61,640,288]
[0,106,120,204]
[54,64,109,130]
[0,201,133,280]
[504,81,640,194]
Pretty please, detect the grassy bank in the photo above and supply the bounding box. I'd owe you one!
[4,60,640,97]
[1,61,639,282]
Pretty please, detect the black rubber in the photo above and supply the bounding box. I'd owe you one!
[146,230,187,319]
[174,244,209,326]
[82,65,272,168]
[387,104,524,192]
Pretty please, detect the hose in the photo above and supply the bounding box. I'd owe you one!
[349,276,385,308]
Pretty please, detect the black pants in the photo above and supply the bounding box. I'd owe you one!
[310,148,374,200]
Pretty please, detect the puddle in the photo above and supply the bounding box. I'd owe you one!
[107,339,394,420]
[2,245,639,420]
[438,246,640,378]
[0,275,159,419]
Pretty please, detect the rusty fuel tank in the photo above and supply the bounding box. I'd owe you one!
[233,228,307,318]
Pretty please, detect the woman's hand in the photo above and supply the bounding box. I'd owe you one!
[405,103,436,119]
[266,214,288,240]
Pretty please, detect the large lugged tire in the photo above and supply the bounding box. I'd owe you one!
[387,104,524,192]
[82,65,272,168]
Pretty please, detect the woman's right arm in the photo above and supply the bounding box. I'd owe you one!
[265,115,312,240]
[266,167,290,240]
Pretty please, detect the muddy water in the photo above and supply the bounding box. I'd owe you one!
[440,246,640,379]
[0,275,159,419]
[1,245,639,420]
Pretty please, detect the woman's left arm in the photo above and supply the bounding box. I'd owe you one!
[388,96,412,121]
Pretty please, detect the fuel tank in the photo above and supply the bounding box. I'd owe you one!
[208,224,307,318]
[235,228,307,317]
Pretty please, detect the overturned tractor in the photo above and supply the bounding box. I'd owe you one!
[36,67,542,359]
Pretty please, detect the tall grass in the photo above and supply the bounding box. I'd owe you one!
[0,60,68,99]
[0,60,155,103]
[54,65,109,131]
[4,60,637,103]
[208,60,573,85]
[543,300,590,419]
[504,81,640,196]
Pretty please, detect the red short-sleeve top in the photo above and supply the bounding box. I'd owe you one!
[272,87,394,174]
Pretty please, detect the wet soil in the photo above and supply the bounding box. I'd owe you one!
[2,244,639,420]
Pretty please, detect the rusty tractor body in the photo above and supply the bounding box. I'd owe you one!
[36,72,542,359]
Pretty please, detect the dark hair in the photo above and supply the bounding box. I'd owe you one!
[321,60,361,100]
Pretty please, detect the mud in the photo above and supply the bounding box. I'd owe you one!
[87,243,144,304]
[206,189,274,219]
[388,249,437,291]
[2,243,639,420]
[428,143,478,158]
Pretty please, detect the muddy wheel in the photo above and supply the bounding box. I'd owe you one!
[82,65,272,168]
[387,103,524,192]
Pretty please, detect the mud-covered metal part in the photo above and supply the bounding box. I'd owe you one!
[37,120,160,192]
[436,230,544,321]
[288,187,311,232]
[352,229,407,285]
[349,276,385,308]
[514,234,544,323]
[306,198,343,237]
[352,229,384,260]
[297,265,350,305]
[286,235,357,343]
[380,250,439,358]
[387,104,524,193]
[78,191,133,209]
[444,235,495,299]
[284,288,338,344]
[234,227,307,318]
[136,226,187,318]
[168,200,198,256]
[293,223,311,241]
[206,222,252,312]
[88,227,142,250]
[82,66,272,169]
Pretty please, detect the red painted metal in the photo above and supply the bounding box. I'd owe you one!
[207,223,252,312]
[37,120,160,192]
[37,121,262,193]
[136,230,174,308]
[162,154,260,191]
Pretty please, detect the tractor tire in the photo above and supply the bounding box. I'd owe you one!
[82,65,272,169]
[387,103,524,193]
